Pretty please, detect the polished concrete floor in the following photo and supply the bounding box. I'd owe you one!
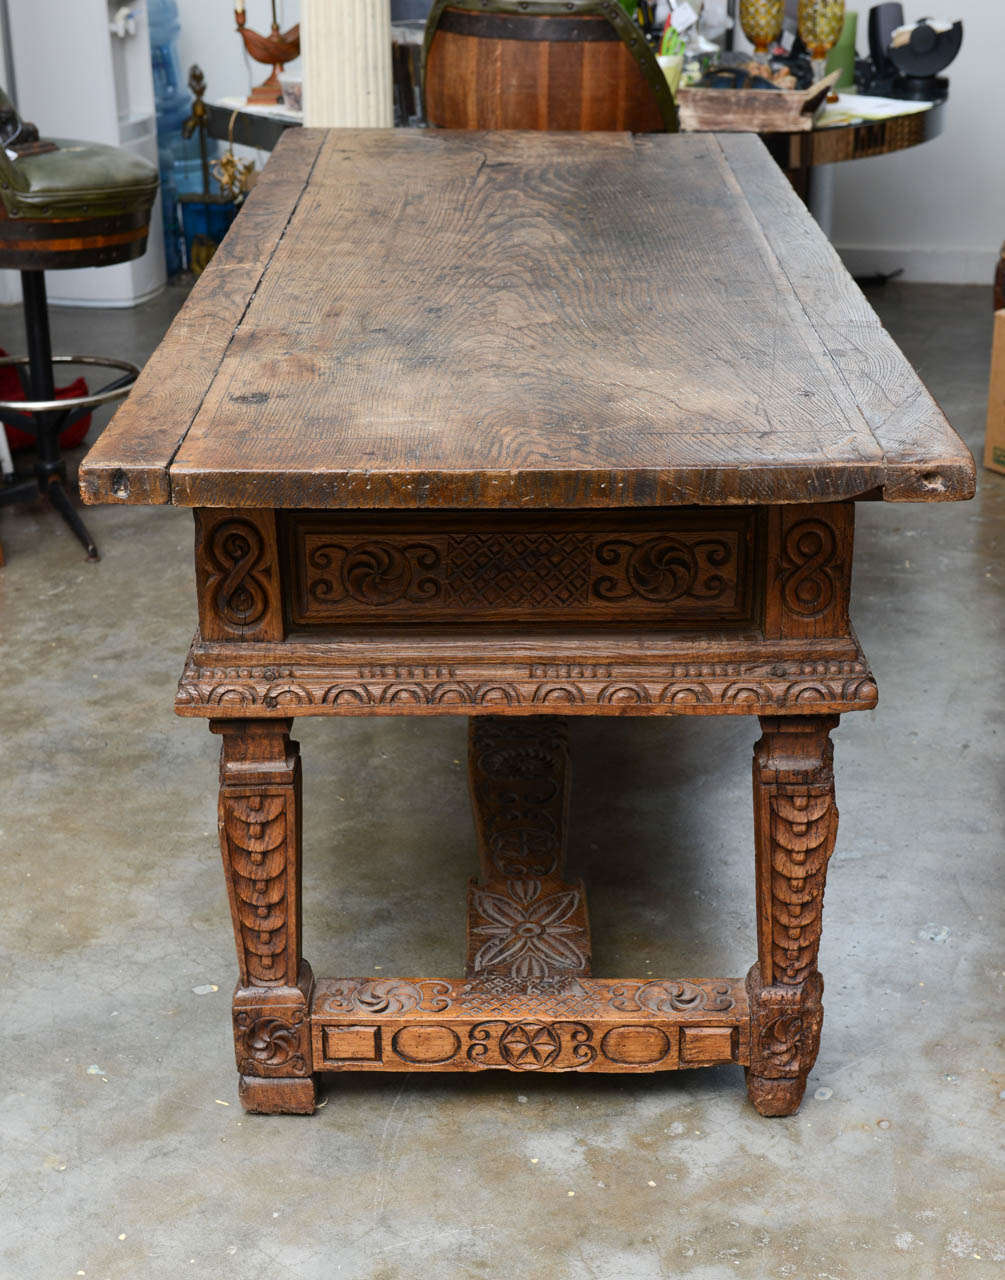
[0,281,1002,1280]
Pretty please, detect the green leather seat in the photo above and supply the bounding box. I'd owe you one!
[0,88,159,561]
[0,88,158,270]
[0,137,158,221]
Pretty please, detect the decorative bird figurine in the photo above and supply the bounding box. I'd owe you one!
[234,0,300,105]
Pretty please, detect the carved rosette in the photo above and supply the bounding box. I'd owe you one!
[746,968,824,1081]
[593,535,731,602]
[234,1009,311,1077]
[469,879,589,978]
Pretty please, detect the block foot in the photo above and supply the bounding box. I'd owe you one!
[238,1074,317,1115]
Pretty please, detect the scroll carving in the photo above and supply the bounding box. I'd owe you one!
[593,535,732,602]
[308,540,441,606]
[781,520,839,618]
[233,1010,310,1077]
[195,509,282,641]
[766,503,853,639]
[288,513,753,624]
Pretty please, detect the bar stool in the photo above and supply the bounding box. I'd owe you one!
[0,91,158,560]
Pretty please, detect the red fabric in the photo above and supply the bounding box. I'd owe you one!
[0,345,91,451]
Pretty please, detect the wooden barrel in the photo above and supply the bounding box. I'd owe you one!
[424,4,676,132]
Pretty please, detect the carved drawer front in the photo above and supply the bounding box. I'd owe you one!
[284,511,759,627]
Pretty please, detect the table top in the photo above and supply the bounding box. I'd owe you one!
[80,128,974,510]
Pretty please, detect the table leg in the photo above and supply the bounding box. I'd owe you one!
[212,718,316,1114]
[747,714,839,1116]
[465,717,591,981]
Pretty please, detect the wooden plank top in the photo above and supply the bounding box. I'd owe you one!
[80,128,974,509]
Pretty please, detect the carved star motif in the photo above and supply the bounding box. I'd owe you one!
[499,1021,561,1069]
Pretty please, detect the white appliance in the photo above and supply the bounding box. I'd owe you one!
[4,0,166,306]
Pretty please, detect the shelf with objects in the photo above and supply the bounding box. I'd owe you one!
[202,0,959,213]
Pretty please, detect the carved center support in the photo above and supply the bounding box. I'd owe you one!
[747,714,838,1116]
[213,718,315,1114]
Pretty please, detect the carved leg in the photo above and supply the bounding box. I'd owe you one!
[747,715,838,1117]
[212,718,316,1114]
[466,717,591,982]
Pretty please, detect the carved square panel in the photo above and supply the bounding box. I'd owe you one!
[322,1024,382,1064]
[680,1025,737,1065]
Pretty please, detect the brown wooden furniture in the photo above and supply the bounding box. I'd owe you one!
[758,100,945,203]
[677,71,840,134]
[422,0,677,132]
[80,128,974,1118]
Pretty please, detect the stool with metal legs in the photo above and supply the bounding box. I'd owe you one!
[0,90,157,561]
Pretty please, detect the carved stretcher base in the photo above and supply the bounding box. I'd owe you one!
[223,715,836,1118]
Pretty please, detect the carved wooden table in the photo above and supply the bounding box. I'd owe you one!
[80,128,974,1117]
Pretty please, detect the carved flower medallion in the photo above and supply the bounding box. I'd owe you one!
[471,879,586,977]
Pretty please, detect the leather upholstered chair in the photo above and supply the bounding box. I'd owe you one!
[0,90,158,560]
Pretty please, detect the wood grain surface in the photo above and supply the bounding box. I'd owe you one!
[80,128,974,509]
[425,15,666,132]
[78,129,326,505]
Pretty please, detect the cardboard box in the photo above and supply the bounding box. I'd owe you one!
[985,309,1005,475]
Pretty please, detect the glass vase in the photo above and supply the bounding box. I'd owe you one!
[797,0,845,83]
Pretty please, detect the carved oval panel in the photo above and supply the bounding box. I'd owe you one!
[600,1025,671,1066]
[391,1025,461,1064]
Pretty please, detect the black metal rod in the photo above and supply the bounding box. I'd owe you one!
[21,271,54,400]
[20,270,62,469]
[46,478,99,560]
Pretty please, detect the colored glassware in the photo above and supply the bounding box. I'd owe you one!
[798,0,846,83]
[739,0,784,61]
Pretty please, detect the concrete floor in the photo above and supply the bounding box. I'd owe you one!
[0,280,1001,1280]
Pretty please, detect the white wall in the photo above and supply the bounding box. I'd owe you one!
[829,0,1005,283]
[175,0,300,101]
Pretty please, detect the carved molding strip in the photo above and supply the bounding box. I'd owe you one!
[311,976,747,1073]
[178,656,878,717]
[316,976,738,1020]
